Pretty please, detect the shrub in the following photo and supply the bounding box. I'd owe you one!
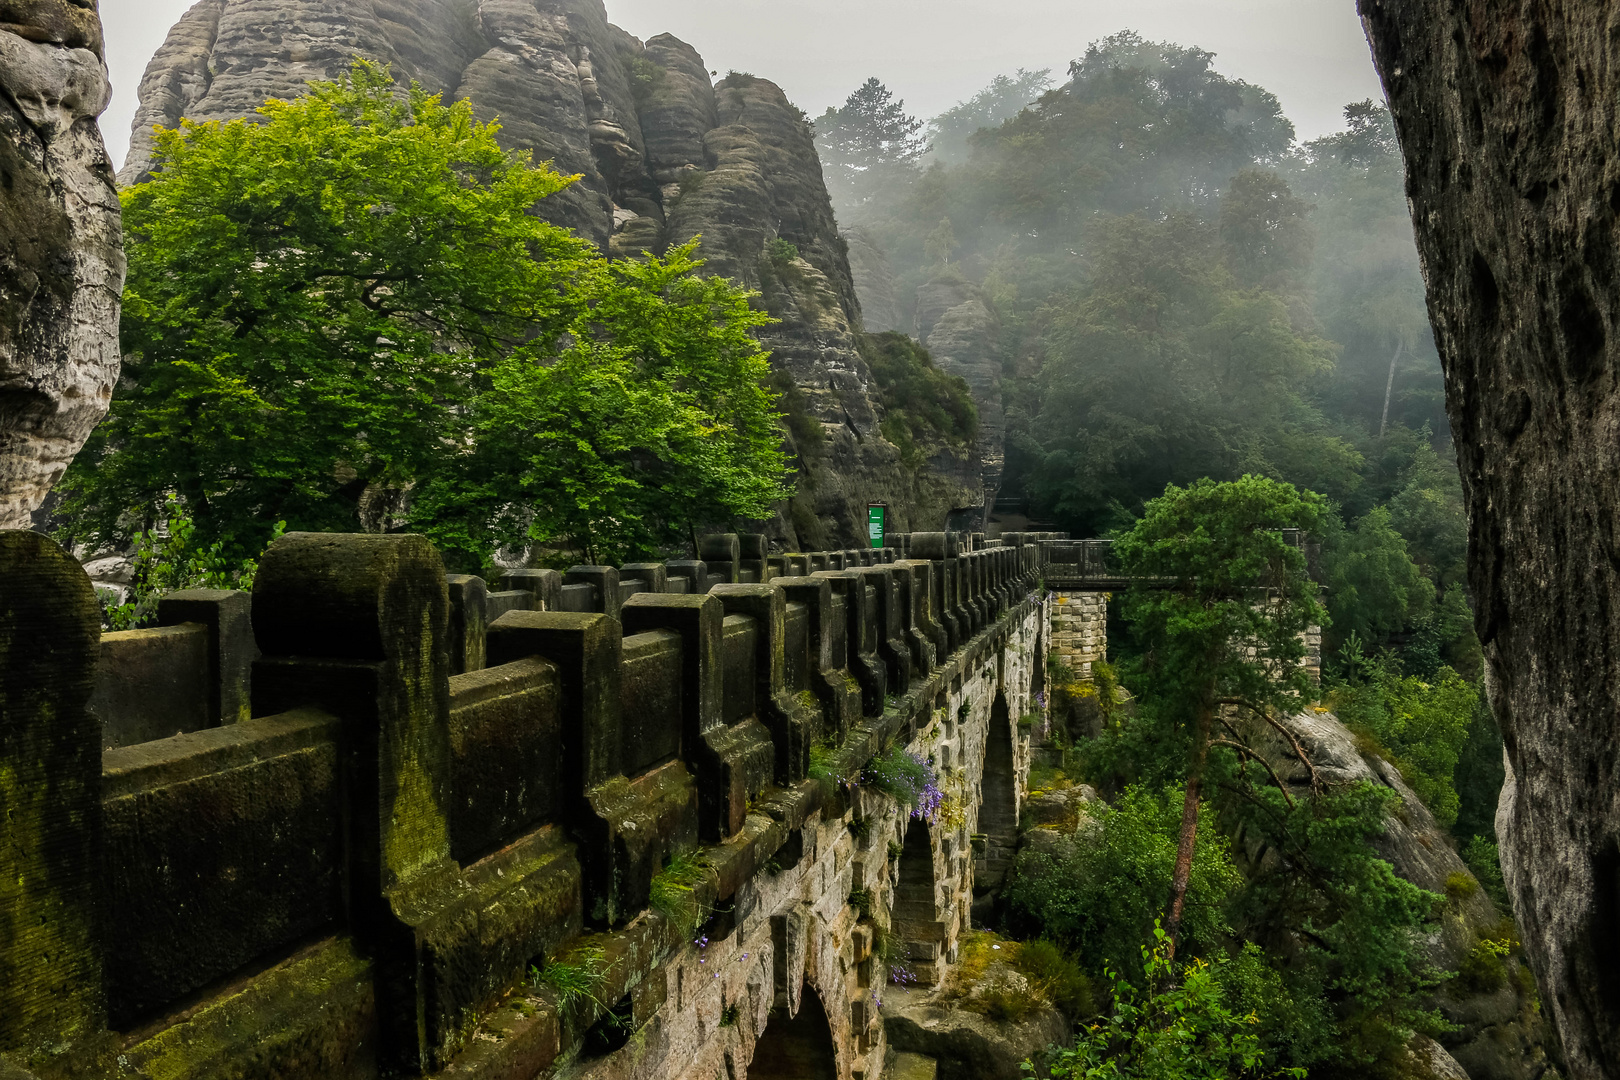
[767,237,800,266]
[1014,940,1096,1018]
[1454,937,1511,996]
[1000,786,1241,972]
[862,746,943,821]
[857,331,977,466]
[531,945,608,1014]
[1042,925,1305,1079]
[1444,871,1478,902]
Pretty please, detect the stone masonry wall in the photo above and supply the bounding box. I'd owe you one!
[0,526,1053,1080]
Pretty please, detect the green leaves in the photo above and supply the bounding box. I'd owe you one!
[64,61,789,570]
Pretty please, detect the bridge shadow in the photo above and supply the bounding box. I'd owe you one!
[750,985,839,1079]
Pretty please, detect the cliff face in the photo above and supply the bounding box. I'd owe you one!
[122,0,987,547]
[0,0,124,529]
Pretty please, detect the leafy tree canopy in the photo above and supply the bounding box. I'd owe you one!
[924,68,1053,166]
[63,60,790,570]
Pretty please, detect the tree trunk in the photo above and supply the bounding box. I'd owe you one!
[1360,5,1620,1075]
[1165,700,1212,959]
[1378,337,1405,437]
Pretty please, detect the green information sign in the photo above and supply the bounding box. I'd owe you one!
[867,504,886,548]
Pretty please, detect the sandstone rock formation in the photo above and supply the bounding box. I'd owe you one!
[915,275,1005,516]
[123,0,988,547]
[1250,710,1559,1080]
[0,0,123,529]
[1358,5,1620,1076]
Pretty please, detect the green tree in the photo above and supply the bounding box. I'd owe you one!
[413,244,791,567]
[1321,505,1432,652]
[925,68,1053,165]
[63,61,790,568]
[814,78,928,220]
[1112,476,1327,950]
[1023,213,1356,535]
[1001,786,1243,973]
[1044,926,1305,1080]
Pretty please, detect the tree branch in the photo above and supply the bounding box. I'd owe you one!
[1210,739,1295,809]
[1216,697,1322,794]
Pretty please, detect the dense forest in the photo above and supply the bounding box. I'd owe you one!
[818,35,1528,1078]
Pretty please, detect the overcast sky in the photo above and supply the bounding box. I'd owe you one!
[104,0,1385,172]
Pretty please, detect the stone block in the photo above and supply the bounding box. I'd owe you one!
[779,577,860,739]
[447,657,564,863]
[158,588,256,725]
[711,584,819,784]
[445,574,488,675]
[500,569,563,610]
[91,622,211,748]
[565,565,621,621]
[101,710,343,1027]
[620,562,668,593]
[622,593,772,840]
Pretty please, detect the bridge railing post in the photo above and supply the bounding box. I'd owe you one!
[780,577,861,740]
[814,571,886,717]
[710,584,819,784]
[0,532,107,1074]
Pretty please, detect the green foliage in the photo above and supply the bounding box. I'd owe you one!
[1322,505,1431,651]
[1462,836,1510,911]
[96,498,284,630]
[625,55,665,103]
[1453,937,1512,996]
[1001,786,1242,971]
[808,739,847,796]
[68,61,790,569]
[531,945,609,1014]
[857,331,977,466]
[414,241,792,567]
[848,888,874,920]
[1443,872,1478,902]
[861,745,940,815]
[649,851,709,937]
[925,68,1054,165]
[1114,476,1326,732]
[1218,781,1448,1071]
[813,77,928,220]
[1015,939,1097,1019]
[767,237,800,266]
[1041,926,1305,1080]
[1331,657,1478,827]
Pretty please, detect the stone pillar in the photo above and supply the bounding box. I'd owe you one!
[814,571,886,718]
[156,588,255,724]
[0,532,106,1072]
[565,565,621,621]
[488,607,696,928]
[249,532,455,1074]
[779,577,861,738]
[699,533,740,584]
[711,584,819,783]
[500,568,562,610]
[623,593,772,840]
[445,574,488,675]
[856,567,911,696]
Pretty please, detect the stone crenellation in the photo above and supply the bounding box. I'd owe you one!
[1,526,1078,1080]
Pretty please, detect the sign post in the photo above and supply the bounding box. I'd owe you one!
[867,504,886,549]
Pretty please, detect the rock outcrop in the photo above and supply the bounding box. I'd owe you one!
[915,275,1005,518]
[122,0,989,546]
[1248,710,1560,1080]
[0,0,123,529]
[1360,6,1620,1077]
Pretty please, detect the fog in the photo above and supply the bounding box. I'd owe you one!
[104,0,1383,172]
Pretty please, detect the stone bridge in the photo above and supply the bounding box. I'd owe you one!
[0,527,1098,1080]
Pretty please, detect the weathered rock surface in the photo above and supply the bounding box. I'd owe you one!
[1246,710,1559,1080]
[122,0,990,545]
[882,983,1066,1080]
[1358,6,1620,1077]
[846,227,904,333]
[915,276,1005,522]
[0,0,123,529]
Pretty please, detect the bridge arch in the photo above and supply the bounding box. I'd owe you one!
[748,984,839,1080]
[975,691,1019,899]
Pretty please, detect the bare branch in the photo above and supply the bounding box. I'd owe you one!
[1216,697,1322,795]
